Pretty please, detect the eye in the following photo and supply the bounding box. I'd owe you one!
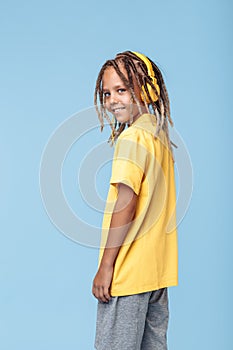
[118,88,126,94]
[103,91,110,97]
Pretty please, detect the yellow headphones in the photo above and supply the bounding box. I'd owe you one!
[132,51,160,103]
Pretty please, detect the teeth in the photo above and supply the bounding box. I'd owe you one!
[113,107,125,112]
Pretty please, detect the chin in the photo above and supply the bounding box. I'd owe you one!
[115,115,130,124]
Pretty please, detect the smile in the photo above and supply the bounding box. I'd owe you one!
[112,107,125,113]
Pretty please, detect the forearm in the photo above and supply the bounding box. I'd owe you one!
[100,198,136,268]
[93,183,138,302]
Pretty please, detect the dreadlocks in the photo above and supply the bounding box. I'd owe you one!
[94,51,177,161]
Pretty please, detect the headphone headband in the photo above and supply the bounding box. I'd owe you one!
[132,51,160,103]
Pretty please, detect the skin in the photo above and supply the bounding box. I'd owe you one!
[92,66,146,303]
[102,65,147,125]
[92,183,138,303]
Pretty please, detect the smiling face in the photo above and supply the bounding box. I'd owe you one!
[102,65,146,125]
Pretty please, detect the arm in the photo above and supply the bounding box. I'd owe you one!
[92,183,138,303]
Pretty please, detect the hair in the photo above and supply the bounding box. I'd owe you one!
[94,51,177,161]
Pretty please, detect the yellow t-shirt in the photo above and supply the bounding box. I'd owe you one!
[99,113,178,296]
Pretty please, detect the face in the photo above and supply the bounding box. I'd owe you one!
[102,66,145,125]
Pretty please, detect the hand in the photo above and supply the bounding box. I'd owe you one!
[92,264,114,303]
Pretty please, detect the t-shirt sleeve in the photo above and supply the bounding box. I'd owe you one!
[110,132,148,195]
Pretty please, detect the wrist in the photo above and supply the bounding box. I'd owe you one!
[100,258,115,269]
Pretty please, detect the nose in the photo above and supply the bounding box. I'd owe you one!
[109,92,118,105]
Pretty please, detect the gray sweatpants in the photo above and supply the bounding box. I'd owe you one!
[95,288,169,350]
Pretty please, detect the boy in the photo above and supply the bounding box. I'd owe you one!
[92,51,178,350]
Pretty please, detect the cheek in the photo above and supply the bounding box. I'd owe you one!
[103,98,110,110]
[133,81,143,102]
[122,92,133,105]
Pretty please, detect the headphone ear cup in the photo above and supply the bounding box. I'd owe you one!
[132,51,160,103]
[141,81,159,103]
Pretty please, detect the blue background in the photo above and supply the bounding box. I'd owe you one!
[0,0,232,349]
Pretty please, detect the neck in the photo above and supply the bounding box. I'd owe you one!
[128,105,148,127]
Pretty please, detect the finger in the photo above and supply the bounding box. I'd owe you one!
[92,285,97,297]
[92,285,100,300]
[103,286,111,301]
[98,286,109,303]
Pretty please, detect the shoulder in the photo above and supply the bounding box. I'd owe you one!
[117,125,146,144]
[115,122,169,160]
[114,128,143,155]
[118,125,158,152]
[113,127,149,162]
[118,126,138,139]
